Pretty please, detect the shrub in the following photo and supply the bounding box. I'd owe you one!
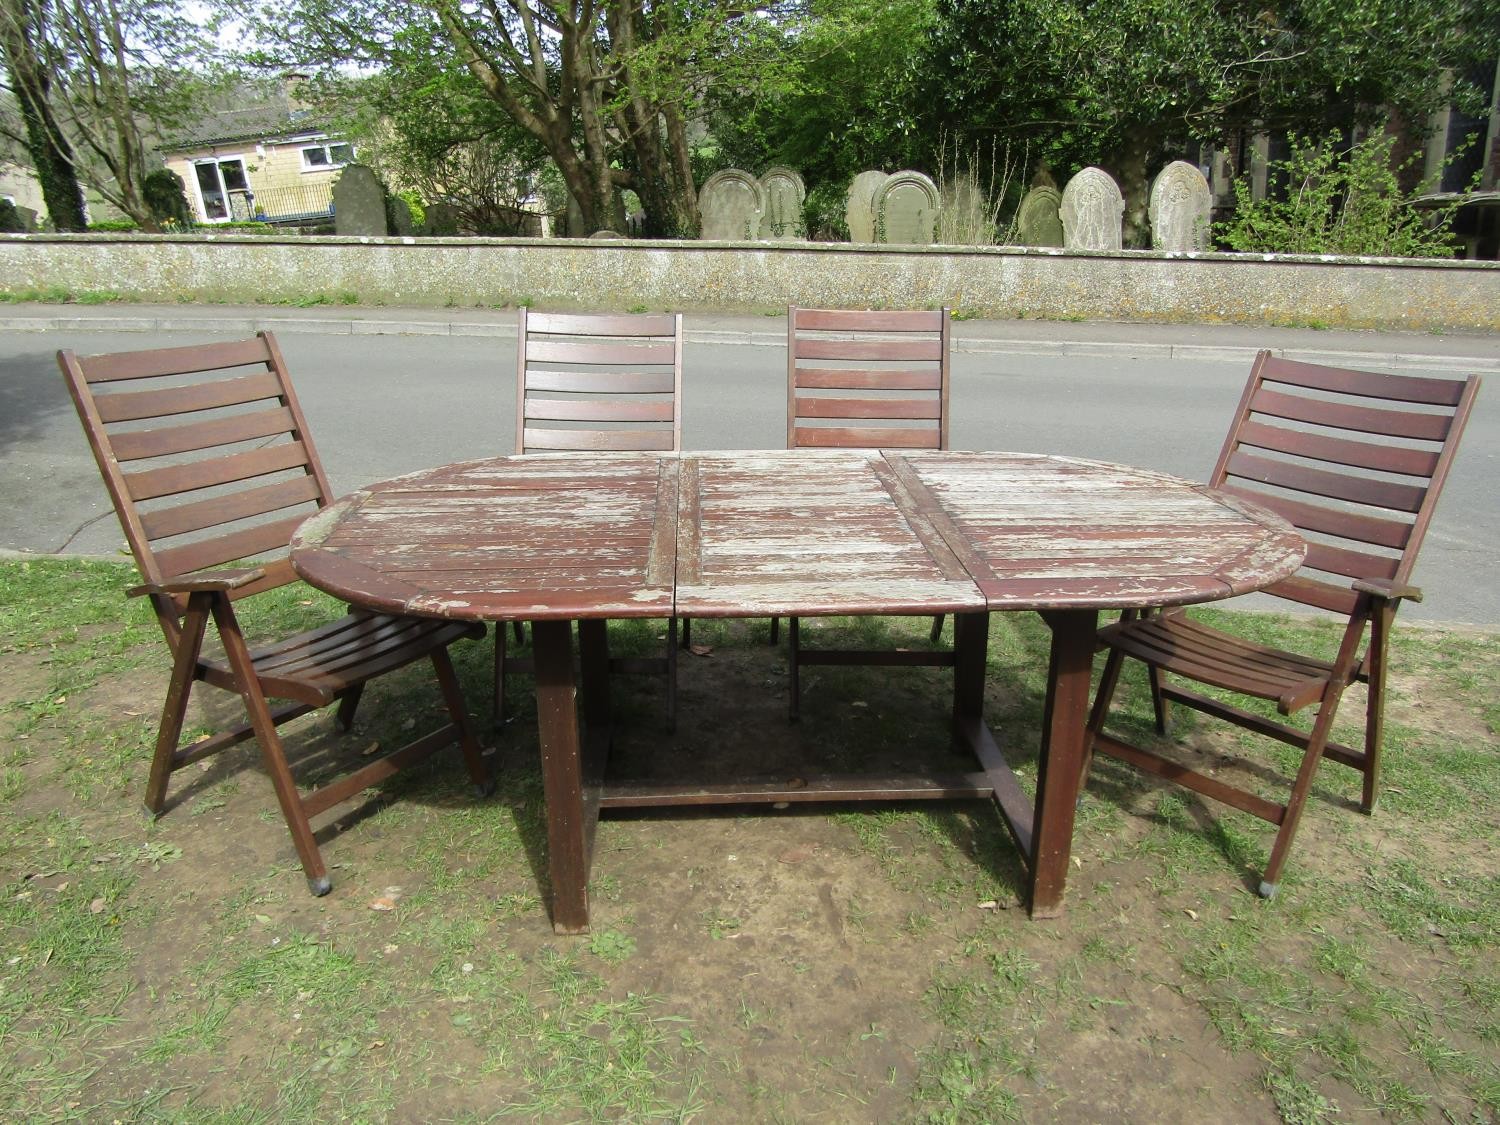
[1217,132,1462,259]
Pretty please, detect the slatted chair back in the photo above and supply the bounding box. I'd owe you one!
[59,332,332,631]
[787,307,950,450]
[516,309,683,454]
[1210,351,1481,619]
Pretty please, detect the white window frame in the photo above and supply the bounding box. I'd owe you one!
[189,154,252,224]
[299,142,355,173]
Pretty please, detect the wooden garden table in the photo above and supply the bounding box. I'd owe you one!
[291,450,1304,932]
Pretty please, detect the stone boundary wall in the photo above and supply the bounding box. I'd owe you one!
[4,233,1498,332]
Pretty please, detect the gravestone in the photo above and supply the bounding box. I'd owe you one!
[1016,186,1064,247]
[845,171,888,243]
[873,170,939,244]
[1060,167,1124,251]
[387,194,414,236]
[698,169,764,240]
[332,165,390,236]
[423,200,460,236]
[589,229,625,238]
[1149,160,1213,251]
[759,166,806,239]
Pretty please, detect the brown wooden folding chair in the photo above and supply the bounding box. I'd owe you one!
[496,308,685,727]
[779,306,954,718]
[1085,351,1480,896]
[59,332,491,896]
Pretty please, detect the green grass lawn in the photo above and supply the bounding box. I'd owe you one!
[0,557,1496,1122]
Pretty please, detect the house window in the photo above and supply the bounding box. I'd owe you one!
[192,157,252,222]
[301,143,354,171]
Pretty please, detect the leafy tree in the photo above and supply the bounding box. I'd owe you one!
[704,0,935,187]
[0,0,224,231]
[920,0,1492,245]
[255,0,780,236]
[0,3,87,230]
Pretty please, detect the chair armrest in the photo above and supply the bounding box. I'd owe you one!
[128,567,267,598]
[1352,578,1423,604]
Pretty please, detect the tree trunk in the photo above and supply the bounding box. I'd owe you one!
[1115,128,1154,249]
[0,16,88,231]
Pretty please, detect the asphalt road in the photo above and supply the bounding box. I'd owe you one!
[3,307,1496,625]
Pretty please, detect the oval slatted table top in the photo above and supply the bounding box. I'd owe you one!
[291,450,1306,621]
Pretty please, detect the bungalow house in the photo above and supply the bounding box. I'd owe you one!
[160,78,354,226]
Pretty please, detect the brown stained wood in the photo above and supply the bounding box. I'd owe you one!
[673,450,984,618]
[94,372,286,424]
[1248,386,1456,441]
[72,336,274,383]
[59,332,491,899]
[1089,351,1481,897]
[292,447,1314,928]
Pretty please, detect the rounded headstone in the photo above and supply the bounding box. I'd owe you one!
[1016,186,1064,247]
[845,171,889,243]
[759,166,806,240]
[873,170,939,245]
[1060,167,1124,251]
[1149,160,1213,251]
[698,169,765,240]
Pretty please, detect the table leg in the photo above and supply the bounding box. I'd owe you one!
[1030,609,1100,918]
[532,619,591,934]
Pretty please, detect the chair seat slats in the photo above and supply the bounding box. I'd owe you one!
[1235,419,1441,478]
[524,398,676,422]
[79,337,274,383]
[1250,386,1455,442]
[1100,615,1329,706]
[1266,356,1470,406]
[1220,484,1412,551]
[154,514,306,579]
[95,372,285,423]
[1225,449,1427,513]
[124,441,311,502]
[140,477,322,542]
[112,406,297,462]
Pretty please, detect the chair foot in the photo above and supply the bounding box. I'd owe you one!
[307,874,333,897]
[1257,880,1278,900]
[141,802,163,821]
[474,778,497,799]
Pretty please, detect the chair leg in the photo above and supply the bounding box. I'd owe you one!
[334,684,365,732]
[1360,604,1395,814]
[512,620,526,645]
[788,616,801,722]
[209,597,330,896]
[666,617,679,733]
[144,592,212,817]
[929,613,945,643]
[769,616,780,645]
[680,616,692,649]
[1080,646,1129,790]
[1147,665,1170,734]
[1259,686,1347,899]
[493,623,508,729]
[430,646,493,797]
